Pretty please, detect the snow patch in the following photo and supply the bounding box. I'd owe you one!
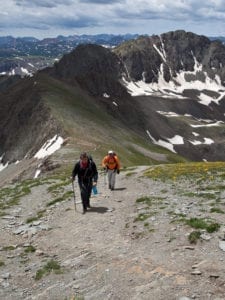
[103,93,110,98]
[190,121,223,128]
[189,137,214,145]
[123,56,225,105]
[146,130,176,153]
[34,135,64,159]
[34,169,41,178]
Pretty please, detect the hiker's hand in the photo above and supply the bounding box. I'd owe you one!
[71,176,74,181]
[117,169,120,174]
[93,182,97,186]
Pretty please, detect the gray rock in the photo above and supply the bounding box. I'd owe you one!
[219,241,225,251]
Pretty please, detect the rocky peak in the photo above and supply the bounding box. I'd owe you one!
[50,44,127,97]
[114,30,225,85]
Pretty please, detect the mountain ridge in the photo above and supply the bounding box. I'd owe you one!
[1,30,225,184]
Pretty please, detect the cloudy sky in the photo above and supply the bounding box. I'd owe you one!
[1,0,225,39]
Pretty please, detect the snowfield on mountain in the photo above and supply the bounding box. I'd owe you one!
[1,163,225,300]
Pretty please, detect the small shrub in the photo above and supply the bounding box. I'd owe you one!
[24,245,36,253]
[126,172,137,177]
[134,213,150,222]
[35,259,62,280]
[188,231,201,244]
[207,223,220,233]
[3,245,16,251]
[0,261,5,267]
[26,216,40,224]
[186,217,220,233]
[26,210,46,223]
[210,207,224,214]
[136,196,152,203]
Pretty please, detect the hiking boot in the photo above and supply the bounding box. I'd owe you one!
[111,186,114,190]
[82,208,87,214]
[87,204,91,209]
[108,184,111,189]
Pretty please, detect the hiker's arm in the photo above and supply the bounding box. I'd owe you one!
[71,163,79,180]
[92,162,98,183]
[102,156,108,169]
[115,157,121,170]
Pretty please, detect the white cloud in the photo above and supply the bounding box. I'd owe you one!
[1,1,225,38]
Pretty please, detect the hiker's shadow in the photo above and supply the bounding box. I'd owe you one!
[89,206,108,214]
[113,187,127,191]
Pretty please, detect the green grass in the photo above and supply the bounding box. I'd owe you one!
[0,170,74,217]
[210,207,224,214]
[24,245,36,253]
[188,231,201,244]
[205,185,225,191]
[125,171,137,177]
[182,191,217,199]
[0,261,5,267]
[185,217,220,233]
[144,162,225,181]
[136,196,153,205]
[2,245,16,251]
[26,210,46,224]
[136,196,165,206]
[134,213,152,222]
[35,259,62,280]
[47,178,71,194]
[0,177,54,215]
[47,190,73,207]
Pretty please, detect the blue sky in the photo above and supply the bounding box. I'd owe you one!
[1,0,225,39]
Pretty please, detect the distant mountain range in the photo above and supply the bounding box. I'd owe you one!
[0,34,139,76]
[1,30,225,182]
[0,33,224,77]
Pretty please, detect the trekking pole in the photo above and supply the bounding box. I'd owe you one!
[104,169,107,186]
[71,179,76,212]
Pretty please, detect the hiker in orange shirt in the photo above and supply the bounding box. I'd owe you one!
[102,150,120,190]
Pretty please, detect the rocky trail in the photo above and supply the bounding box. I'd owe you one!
[0,165,225,300]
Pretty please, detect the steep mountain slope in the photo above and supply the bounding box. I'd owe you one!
[114,30,225,84]
[0,67,180,185]
[0,75,64,163]
[113,30,225,160]
[1,30,225,184]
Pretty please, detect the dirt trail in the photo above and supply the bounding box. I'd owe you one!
[0,166,225,300]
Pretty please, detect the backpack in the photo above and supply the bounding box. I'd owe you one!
[105,153,115,163]
[88,154,93,162]
[106,154,118,170]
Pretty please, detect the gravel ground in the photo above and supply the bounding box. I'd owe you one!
[0,165,225,300]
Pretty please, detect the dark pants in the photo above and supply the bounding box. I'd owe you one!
[79,180,92,210]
